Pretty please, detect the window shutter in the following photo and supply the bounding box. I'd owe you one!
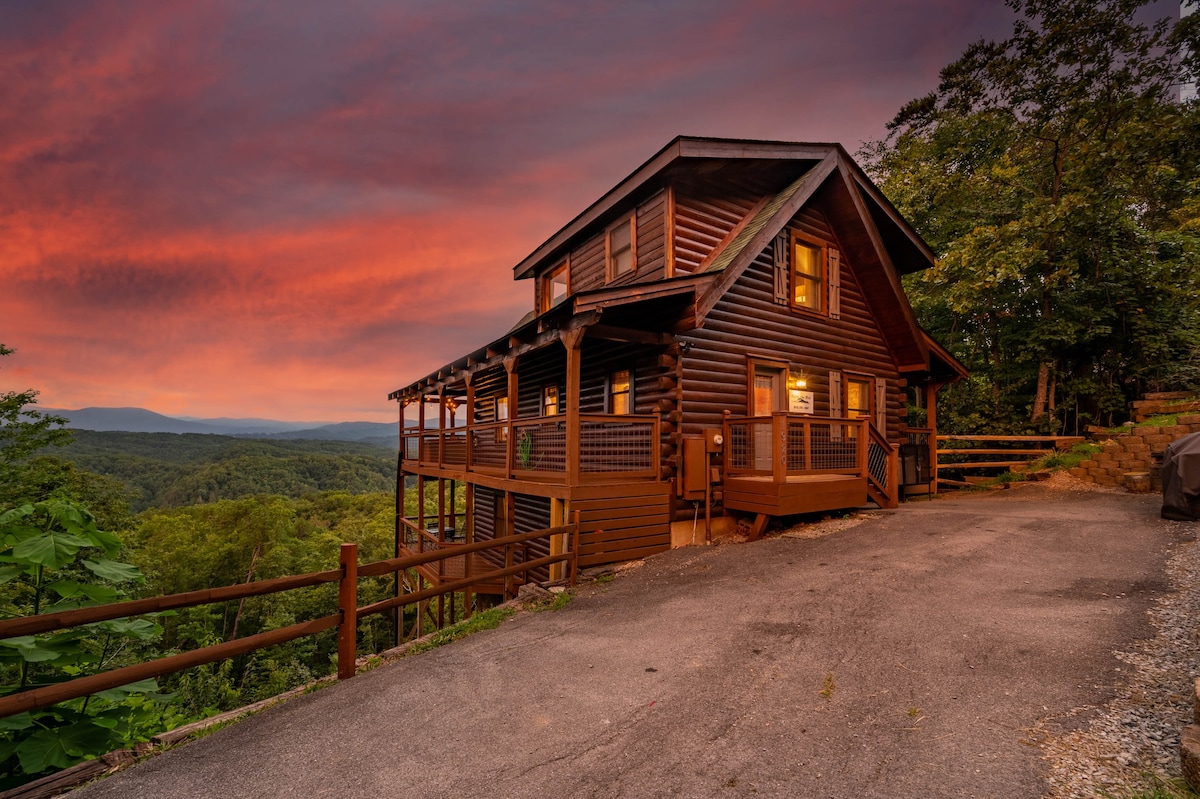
[828,248,841,319]
[772,233,788,305]
[875,378,887,432]
[829,371,843,418]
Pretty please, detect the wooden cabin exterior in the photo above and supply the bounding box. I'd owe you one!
[390,137,965,598]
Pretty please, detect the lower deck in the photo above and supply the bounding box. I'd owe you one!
[723,473,868,516]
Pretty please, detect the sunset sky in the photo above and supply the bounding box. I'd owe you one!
[2,1,1172,423]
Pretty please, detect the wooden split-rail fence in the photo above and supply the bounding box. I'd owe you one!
[0,519,581,720]
[935,434,1085,482]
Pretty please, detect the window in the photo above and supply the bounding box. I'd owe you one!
[846,377,872,418]
[606,215,635,280]
[543,385,559,416]
[610,370,632,414]
[495,395,509,442]
[791,235,824,312]
[541,261,569,312]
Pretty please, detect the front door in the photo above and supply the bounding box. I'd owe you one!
[752,363,786,469]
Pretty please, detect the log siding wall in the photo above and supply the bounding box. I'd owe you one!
[680,206,903,443]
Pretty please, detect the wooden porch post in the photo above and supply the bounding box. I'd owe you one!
[337,542,358,680]
[438,392,447,467]
[562,328,585,486]
[926,382,940,491]
[464,375,475,472]
[771,412,786,484]
[505,357,519,479]
[418,397,426,463]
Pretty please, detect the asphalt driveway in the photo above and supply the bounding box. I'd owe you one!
[76,485,1194,798]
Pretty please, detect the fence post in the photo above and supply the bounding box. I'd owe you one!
[338,543,358,680]
[570,510,581,588]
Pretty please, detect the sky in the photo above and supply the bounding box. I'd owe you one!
[0,0,1112,423]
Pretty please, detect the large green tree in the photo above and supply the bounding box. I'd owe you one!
[863,0,1200,432]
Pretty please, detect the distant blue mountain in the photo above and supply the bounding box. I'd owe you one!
[42,407,397,444]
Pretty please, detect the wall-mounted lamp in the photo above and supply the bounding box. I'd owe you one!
[788,371,808,390]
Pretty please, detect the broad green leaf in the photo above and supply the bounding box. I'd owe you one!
[82,558,143,583]
[11,531,90,568]
[17,722,114,772]
[45,579,121,607]
[0,711,34,731]
[0,635,66,663]
[0,563,24,583]
[87,528,123,557]
[93,678,159,702]
[0,504,34,527]
[95,618,161,641]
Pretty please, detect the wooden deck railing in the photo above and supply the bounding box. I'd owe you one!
[723,413,899,508]
[0,521,581,720]
[401,413,659,482]
[725,414,868,478]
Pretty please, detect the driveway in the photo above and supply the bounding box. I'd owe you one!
[76,485,1193,798]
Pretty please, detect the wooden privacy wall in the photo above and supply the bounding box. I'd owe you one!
[571,482,672,567]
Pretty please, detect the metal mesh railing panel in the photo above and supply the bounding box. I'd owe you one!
[579,420,654,473]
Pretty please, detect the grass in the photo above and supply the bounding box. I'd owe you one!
[1102,775,1199,799]
[819,672,836,699]
[404,606,515,656]
[594,573,615,585]
[529,589,573,612]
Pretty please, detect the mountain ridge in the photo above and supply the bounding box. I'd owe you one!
[41,406,396,442]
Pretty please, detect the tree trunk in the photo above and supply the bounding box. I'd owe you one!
[1031,360,1052,421]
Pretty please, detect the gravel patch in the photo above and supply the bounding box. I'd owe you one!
[1041,519,1200,798]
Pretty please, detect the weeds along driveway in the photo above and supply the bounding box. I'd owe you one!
[76,486,1193,799]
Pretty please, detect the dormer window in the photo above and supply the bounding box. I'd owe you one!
[606,215,635,281]
[541,261,569,313]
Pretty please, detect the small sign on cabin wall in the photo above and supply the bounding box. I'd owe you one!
[789,389,814,414]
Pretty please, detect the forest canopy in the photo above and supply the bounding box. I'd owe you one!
[862,0,1200,433]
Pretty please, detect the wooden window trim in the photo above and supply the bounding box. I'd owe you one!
[608,369,633,414]
[542,385,559,417]
[747,356,789,416]
[605,213,637,283]
[540,259,570,314]
[842,372,875,420]
[789,230,827,317]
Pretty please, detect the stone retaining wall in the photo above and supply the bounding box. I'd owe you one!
[1069,414,1200,492]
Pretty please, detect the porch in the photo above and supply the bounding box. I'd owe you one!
[722,413,898,520]
[401,413,661,486]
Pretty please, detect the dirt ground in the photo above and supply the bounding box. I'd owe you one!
[75,484,1195,799]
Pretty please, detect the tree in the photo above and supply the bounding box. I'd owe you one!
[863,0,1200,431]
[1,345,71,499]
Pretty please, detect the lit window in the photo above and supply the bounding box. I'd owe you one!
[607,216,635,280]
[495,396,509,442]
[846,378,871,418]
[792,238,823,312]
[610,370,632,414]
[543,385,559,416]
[542,261,569,312]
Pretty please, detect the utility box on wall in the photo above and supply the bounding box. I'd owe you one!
[681,437,708,500]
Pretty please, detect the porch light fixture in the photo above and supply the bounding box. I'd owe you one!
[788,372,808,390]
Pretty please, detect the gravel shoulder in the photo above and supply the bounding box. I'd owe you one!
[73,483,1197,799]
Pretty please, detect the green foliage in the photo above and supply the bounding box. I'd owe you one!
[129,492,398,715]
[0,346,72,505]
[863,1,1200,433]
[0,499,177,789]
[54,431,396,512]
[528,590,573,612]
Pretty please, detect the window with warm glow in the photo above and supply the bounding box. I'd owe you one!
[846,378,871,417]
[542,262,569,312]
[495,396,509,441]
[543,385,559,416]
[607,216,635,280]
[792,238,823,312]
[610,370,632,414]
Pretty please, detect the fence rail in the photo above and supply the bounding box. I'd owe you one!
[0,520,581,720]
[936,435,1085,473]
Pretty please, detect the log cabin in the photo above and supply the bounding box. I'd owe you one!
[389,137,965,609]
